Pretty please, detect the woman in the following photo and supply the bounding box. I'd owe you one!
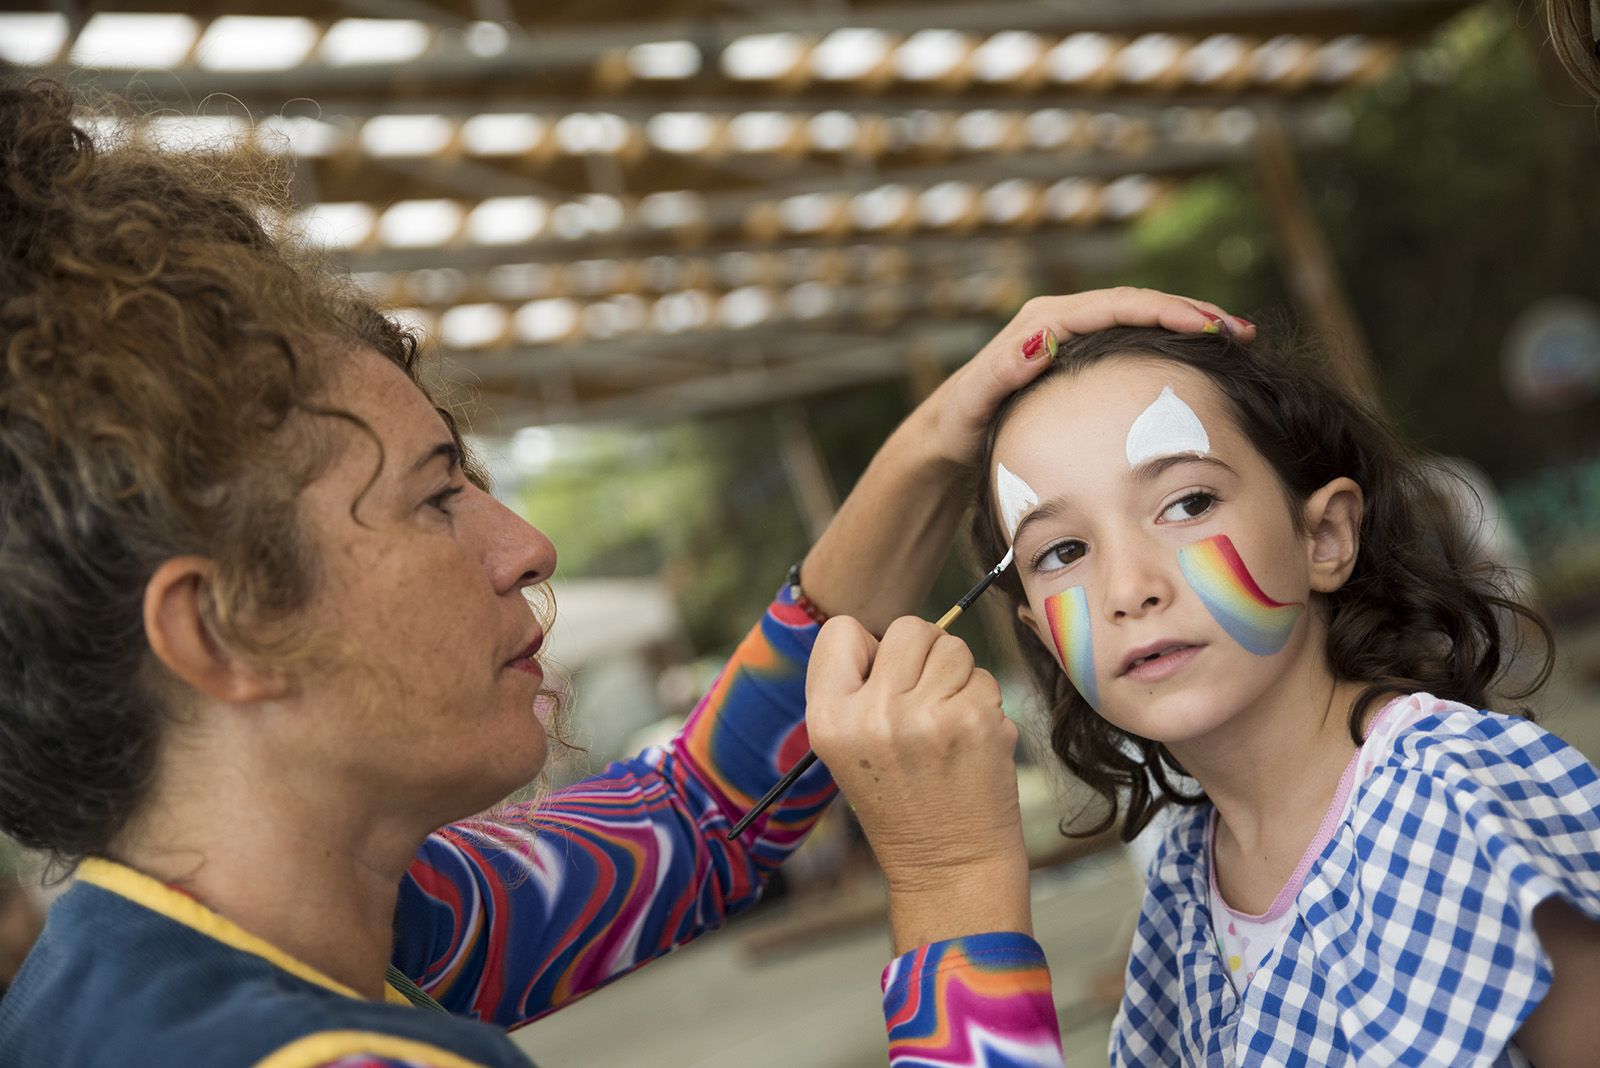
[0,79,1247,1067]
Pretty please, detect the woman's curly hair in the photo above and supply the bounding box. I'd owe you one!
[0,80,558,869]
[967,326,1553,841]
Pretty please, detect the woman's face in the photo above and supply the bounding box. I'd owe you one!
[288,347,557,818]
[993,357,1322,746]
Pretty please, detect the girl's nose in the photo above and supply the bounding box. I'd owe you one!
[1102,546,1174,622]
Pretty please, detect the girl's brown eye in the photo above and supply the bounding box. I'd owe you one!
[1161,492,1217,523]
[1037,540,1087,573]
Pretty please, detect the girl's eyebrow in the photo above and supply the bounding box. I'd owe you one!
[1009,454,1238,546]
[1131,454,1237,483]
[1010,498,1067,549]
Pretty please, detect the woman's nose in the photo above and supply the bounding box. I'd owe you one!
[481,491,557,593]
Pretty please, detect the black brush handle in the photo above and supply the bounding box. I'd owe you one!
[726,751,818,839]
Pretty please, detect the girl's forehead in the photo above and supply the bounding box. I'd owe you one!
[999,358,1233,462]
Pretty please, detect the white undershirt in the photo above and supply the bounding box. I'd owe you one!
[1209,695,1441,990]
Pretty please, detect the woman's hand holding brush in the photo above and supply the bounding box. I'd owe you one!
[805,615,1032,957]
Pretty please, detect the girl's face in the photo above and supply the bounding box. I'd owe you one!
[287,347,558,820]
[993,357,1352,746]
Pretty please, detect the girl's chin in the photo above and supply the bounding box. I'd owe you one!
[1104,693,1246,747]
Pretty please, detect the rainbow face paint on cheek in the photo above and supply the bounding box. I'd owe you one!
[1043,586,1100,708]
[1177,534,1303,656]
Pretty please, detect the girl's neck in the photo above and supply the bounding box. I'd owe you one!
[1166,651,1369,860]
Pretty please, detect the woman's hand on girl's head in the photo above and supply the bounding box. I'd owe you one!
[805,615,1033,954]
[913,288,1254,469]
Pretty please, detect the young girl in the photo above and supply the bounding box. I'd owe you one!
[962,326,1600,1065]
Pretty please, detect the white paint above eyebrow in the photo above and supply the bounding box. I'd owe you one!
[1125,386,1211,468]
[995,461,1040,542]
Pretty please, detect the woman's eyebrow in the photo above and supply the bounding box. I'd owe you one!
[1130,454,1237,483]
[410,441,461,476]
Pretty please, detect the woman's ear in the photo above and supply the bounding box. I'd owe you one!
[142,558,287,704]
[1302,477,1364,594]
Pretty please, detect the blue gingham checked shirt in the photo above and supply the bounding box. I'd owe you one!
[1111,694,1600,1067]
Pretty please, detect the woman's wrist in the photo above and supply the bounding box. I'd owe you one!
[795,410,972,632]
[883,852,1033,957]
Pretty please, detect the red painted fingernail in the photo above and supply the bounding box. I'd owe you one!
[1199,312,1223,335]
[1233,316,1254,329]
[1021,328,1057,360]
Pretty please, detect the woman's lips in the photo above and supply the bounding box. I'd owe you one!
[1121,644,1203,683]
[507,632,545,675]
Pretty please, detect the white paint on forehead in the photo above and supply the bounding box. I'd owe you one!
[1125,386,1211,468]
[995,461,1040,542]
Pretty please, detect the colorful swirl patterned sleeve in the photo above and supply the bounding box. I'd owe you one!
[389,588,834,1029]
[882,933,1066,1067]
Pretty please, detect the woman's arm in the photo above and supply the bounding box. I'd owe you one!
[393,586,827,1027]
[807,616,1066,1067]
[883,934,1064,1068]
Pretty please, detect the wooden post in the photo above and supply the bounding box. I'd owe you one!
[1254,110,1380,399]
[902,334,947,406]
[775,403,839,543]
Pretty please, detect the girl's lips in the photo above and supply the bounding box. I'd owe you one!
[510,656,544,678]
[1121,644,1203,684]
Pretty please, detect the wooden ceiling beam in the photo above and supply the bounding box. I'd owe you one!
[319,137,1251,271]
[20,0,1462,106]
[371,228,1129,308]
[455,320,1001,428]
[189,92,1325,119]
[56,0,1469,40]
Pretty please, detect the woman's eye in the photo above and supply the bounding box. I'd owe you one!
[426,486,465,518]
[1034,540,1087,573]
[1159,492,1217,523]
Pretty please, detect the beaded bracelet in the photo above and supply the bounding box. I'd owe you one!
[784,559,830,625]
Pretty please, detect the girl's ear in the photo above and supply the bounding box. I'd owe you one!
[1302,477,1364,594]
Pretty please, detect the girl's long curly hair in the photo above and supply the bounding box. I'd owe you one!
[1546,0,1600,99]
[0,80,561,870]
[967,326,1553,841]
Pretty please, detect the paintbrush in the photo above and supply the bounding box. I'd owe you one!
[725,546,1016,841]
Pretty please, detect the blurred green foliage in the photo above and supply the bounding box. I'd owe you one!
[1114,5,1600,478]
[517,416,807,652]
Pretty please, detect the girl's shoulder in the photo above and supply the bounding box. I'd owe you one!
[1358,692,1598,803]
[1291,695,1600,1065]
[1337,692,1600,945]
